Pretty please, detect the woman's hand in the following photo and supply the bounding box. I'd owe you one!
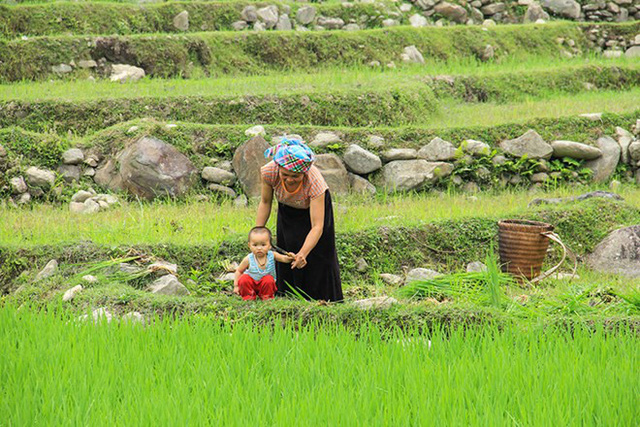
[291,252,307,269]
[233,283,240,295]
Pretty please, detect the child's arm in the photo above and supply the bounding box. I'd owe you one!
[273,251,295,264]
[233,256,250,294]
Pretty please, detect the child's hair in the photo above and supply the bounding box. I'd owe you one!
[248,226,272,242]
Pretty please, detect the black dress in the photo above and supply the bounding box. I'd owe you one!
[275,190,343,302]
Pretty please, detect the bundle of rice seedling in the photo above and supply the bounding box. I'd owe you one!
[399,252,513,307]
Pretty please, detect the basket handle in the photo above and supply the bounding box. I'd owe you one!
[530,231,578,283]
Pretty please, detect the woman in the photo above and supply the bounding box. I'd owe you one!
[256,137,343,302]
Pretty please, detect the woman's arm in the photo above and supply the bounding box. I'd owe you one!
[256,179,274,227]
[292,192,325,269]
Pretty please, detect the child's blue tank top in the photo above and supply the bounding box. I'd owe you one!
[246,251,276,281]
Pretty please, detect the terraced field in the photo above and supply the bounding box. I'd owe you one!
[1,1,639,424]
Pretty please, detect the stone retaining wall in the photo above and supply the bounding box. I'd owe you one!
[228,0,640,32]
[2,122,639,210]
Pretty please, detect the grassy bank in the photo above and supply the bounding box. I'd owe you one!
[2,61,639,102]
[1,194,639,294]
[1,87,638,134]
[2,187,639,248]
[0,1,397,38]
[1,305,637,425]
[2,22,638,81]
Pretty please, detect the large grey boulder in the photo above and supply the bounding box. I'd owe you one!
[616,127,633,164]
[585,136,621,183]
[625,46,640,58]
[343,144,382,175]
[110,64,145,82]
[482,2,506,15]
[499,130,553,159]
[25,166,56,188]
[57,164,80,183]
[418,137,457,161]
[232,21,249,31]
[201,167,236,186]
[62,285,83,302]
[367,135,385,149]
[629,140,640,162]
[317,16,345,29]
[461,139,491,157]
[276,15,292,31]
[587,226,640,277]
[409,14,428,27]
[147,275,191,296]
[406,268,441,282]
[208,184,237,198]
[348,172,376,195]
[401,46,425,64]
[523,2,550,22]
[466,261,487,273]
[94,136,197,200]
[353,296,398,310]
[52,64,72,74]
[381,160,452,192]
[379,273,403,286]
[62,148,84,165]
[314,154,350,194]
[381,148,418,161]
[382,19,400,27]
[122,311,145,324]
[257,6,279,28]
[551,140,602,160]
[232,136,270,197]
[296,6,316,25]
[540,0,581,19]
[36,259,58,281]
[241,5,258,22]
[310,132,341,148]
[17,193,31,205]
[173,10,189,31]
[71,190,93,203]
[416,0,436,9]
[77,308,113,324]
[9,176,27,194]
[434,2,468,23]
[69,199,100,214]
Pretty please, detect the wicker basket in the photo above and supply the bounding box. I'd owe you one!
[498,219,554,281]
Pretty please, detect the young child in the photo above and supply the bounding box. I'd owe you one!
[234,226,294,301]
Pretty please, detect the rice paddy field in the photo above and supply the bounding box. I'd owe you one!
[2,305,638,426]
[1,0,640,424]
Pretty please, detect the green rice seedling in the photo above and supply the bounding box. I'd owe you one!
[483,250,510,308]
[399,250,513,305]
[0,304,637,426]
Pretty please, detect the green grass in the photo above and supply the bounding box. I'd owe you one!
[0,1,396,38]
[1,304,637,425]
[2,21,637,81]
[427,87,640,128]
[2,57,637,101]
[1,187,638,248]
[1,83,638,132]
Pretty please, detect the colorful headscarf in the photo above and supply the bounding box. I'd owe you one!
[264,137,315,173]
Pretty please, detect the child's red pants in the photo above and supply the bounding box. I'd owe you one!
[238,274,277,300]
